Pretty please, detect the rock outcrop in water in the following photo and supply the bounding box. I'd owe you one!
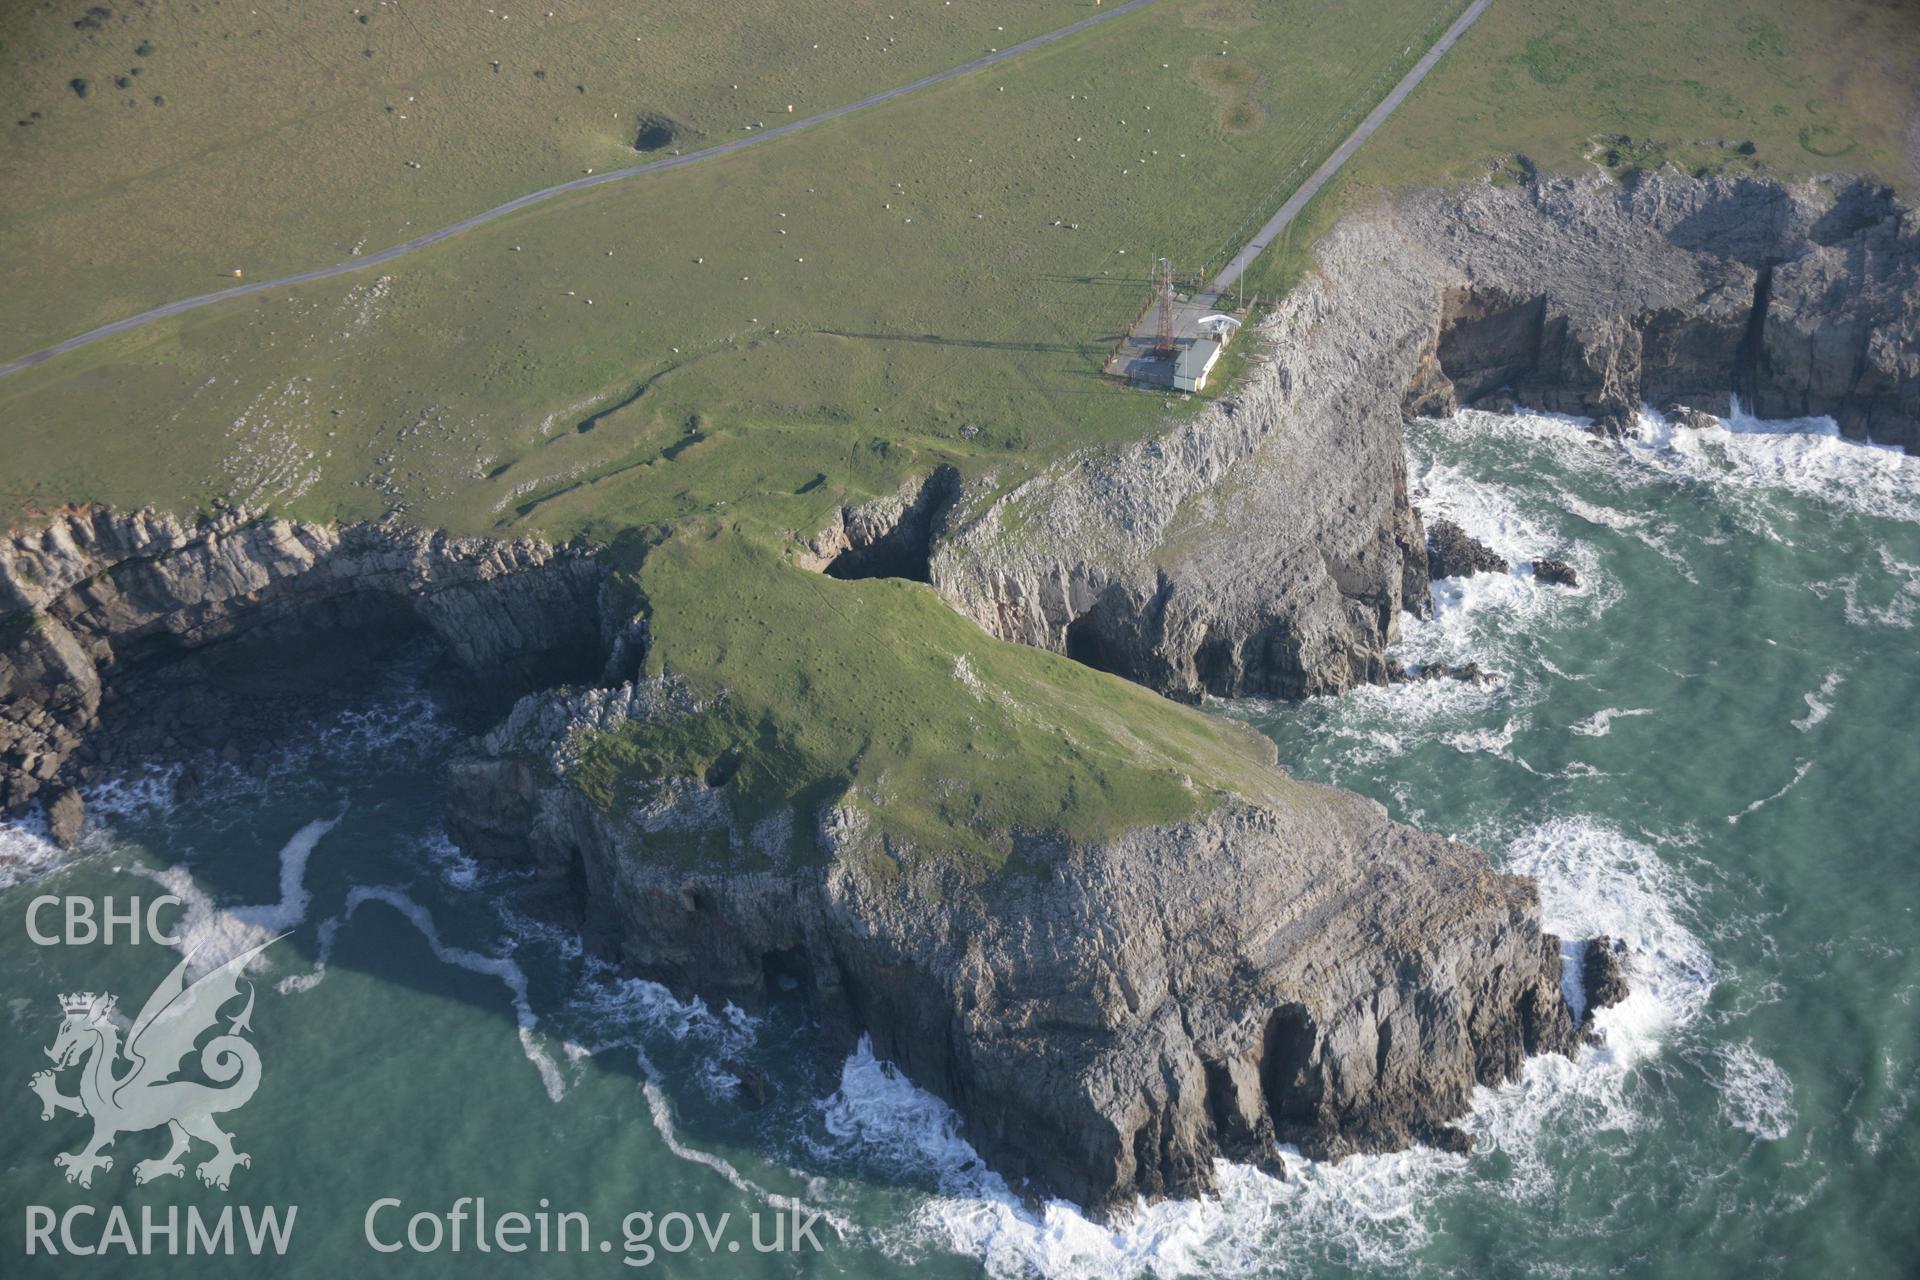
[1427,519,1510,580]
[1531,558,1580,588]
[448,678,1579,1218]
[0,507,609,836]
[926,173,1918,703]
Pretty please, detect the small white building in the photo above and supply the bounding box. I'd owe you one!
[1172,339,1221,392]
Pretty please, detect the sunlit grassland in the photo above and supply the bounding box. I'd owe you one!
[0,0,1097,355]
[568,528,1296,868]
[1238,0,1920,298]
[0,0,1460,543]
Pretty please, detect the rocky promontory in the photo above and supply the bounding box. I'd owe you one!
[449,677,1579,1218]
[18,167,1908,1220]
[927,173,1917,703]
[1427,519,1509,580]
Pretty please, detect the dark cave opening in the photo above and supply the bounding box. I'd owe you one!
[1261,1003,1320,1136]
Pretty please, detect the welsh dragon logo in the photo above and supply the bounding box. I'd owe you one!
[28,938,278,1190]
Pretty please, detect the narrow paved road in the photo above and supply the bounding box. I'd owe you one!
[1205,0,1492,298]
[0,0,1166,380]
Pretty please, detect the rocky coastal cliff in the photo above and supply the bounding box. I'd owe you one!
[11,169,1906,1219]
[448,677,1581,1218]
[0,507,609,840]
[928,173,1918,702]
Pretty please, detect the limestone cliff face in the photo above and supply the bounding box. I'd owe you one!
[15,170,1903,1215]
[1399,174,1919,443]
[448,681,1577,1219]
[929,173,1918,703]
[928,277,1432,703]
[0,507,608,834]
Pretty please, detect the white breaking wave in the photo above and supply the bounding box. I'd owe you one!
[530,951,844,1233]
[809,814,1715,1279]
[1815,547,1920,630]
[84,764,186,826]
[1414,816,1720,1216]
[1402,468,1598,673]
[1791,673,1844,733]
[419,828,485,890]
[811,1038,1462,1276]
[1728,760,1814,825]
[1433,403,1920,528]
[344,885,567,1103]
[0,813,64,892]
[1444,718,1522,756]
[1716,1042,1797,1141]
[1569,707,1655,738]
[271,870,567,1103]
[640,1075,848,1234]
[1628,401,1920,525]
[274,917,339,995]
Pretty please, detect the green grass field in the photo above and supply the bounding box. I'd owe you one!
[0,0,1462,541]
[2,0,1465,858]
[1358,0,1919,192]
[5,0,1915,857]
[1237,0,1920,298]
[0,0,1105,355]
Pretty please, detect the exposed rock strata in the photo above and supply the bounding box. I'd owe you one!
[1409,177,1919,446]
[929,174,1917,702]
[796,466,960,583]
[0,507,609,834]
[449,681,1581,1218]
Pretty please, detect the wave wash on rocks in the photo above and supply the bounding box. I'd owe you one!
[448,676,1583,1220]
[0,506,613,839]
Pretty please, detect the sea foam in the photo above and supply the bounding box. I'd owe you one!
[801,811,1717,1279]
[138,813,341,976]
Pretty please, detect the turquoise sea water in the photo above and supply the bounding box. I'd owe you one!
[2,406,1916,1277]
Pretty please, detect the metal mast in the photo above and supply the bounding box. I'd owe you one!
[1153,257,1176,357]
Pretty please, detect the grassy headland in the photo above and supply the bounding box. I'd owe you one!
[5,0,1914,854]
[0,0,1459,539]
[570,528,1292,869]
